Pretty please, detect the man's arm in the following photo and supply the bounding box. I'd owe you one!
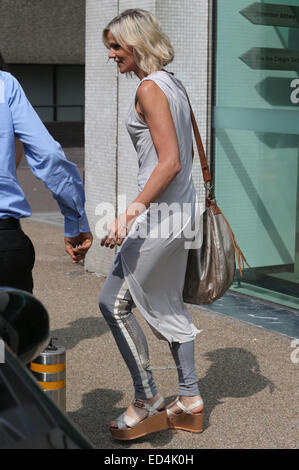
[7,73,92,260]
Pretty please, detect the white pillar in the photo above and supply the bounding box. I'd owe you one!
[85,0,119,274]
[85,0,209,276]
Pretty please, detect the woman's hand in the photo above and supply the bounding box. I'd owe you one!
[101,203,145,249]
[101,216,128,249]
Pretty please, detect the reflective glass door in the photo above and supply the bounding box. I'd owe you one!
[214,0,299,309]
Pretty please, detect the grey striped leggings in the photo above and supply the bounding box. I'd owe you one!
[99,253,200,399]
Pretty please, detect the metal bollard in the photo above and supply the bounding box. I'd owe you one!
[30,337,66,412]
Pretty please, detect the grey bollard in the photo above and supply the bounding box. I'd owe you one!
[30,338,66,412]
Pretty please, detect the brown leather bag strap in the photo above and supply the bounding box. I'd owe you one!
[186,92,250,273]
[186,94,212,185]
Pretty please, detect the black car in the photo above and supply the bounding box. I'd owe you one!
[0,287,94,449]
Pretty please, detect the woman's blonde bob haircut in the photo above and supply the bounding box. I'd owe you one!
[103,9,174,75]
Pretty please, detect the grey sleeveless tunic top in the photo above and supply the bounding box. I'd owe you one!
[119,70,201,343]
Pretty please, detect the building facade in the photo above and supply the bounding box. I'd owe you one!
[85,0,210,274]
[212,0,299,311]
[85,0,299,313]
[1,0,298,313]
[0,0,85,146]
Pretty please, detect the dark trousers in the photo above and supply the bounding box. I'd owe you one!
[0,218,35,294]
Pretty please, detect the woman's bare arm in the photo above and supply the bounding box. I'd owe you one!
[102,80,182,247]
[126,80,181,222]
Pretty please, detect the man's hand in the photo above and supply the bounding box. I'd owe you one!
[64,232,93,264]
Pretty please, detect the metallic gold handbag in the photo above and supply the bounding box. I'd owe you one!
[183,98,249,305]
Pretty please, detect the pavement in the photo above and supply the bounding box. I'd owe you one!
[21,218,298,450]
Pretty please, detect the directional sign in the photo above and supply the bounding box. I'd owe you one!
[240,48,299,71]
[240,2,299,28]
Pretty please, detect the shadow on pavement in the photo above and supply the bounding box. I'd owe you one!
[66,347,275,448]
[67,388,174,449]
[51,317,109,351]
[199,347,275,430]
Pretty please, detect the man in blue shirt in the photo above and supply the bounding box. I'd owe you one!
[0,70,93,293]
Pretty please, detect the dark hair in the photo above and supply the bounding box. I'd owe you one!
[0,52,8,71]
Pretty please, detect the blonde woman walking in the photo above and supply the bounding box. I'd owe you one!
[99,9,204,440]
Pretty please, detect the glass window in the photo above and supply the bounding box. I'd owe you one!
[213,0,299,310]
[9,64,54,121]
[9,65,84,122]
[56,65,85,121]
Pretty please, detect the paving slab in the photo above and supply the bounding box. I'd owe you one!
[21,219,299,449]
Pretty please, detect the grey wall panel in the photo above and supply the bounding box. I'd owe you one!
[0,0,85,64]
[156,0,208,202]
[117,1,156,209]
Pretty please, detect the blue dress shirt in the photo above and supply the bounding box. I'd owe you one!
[0,71,90,237]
